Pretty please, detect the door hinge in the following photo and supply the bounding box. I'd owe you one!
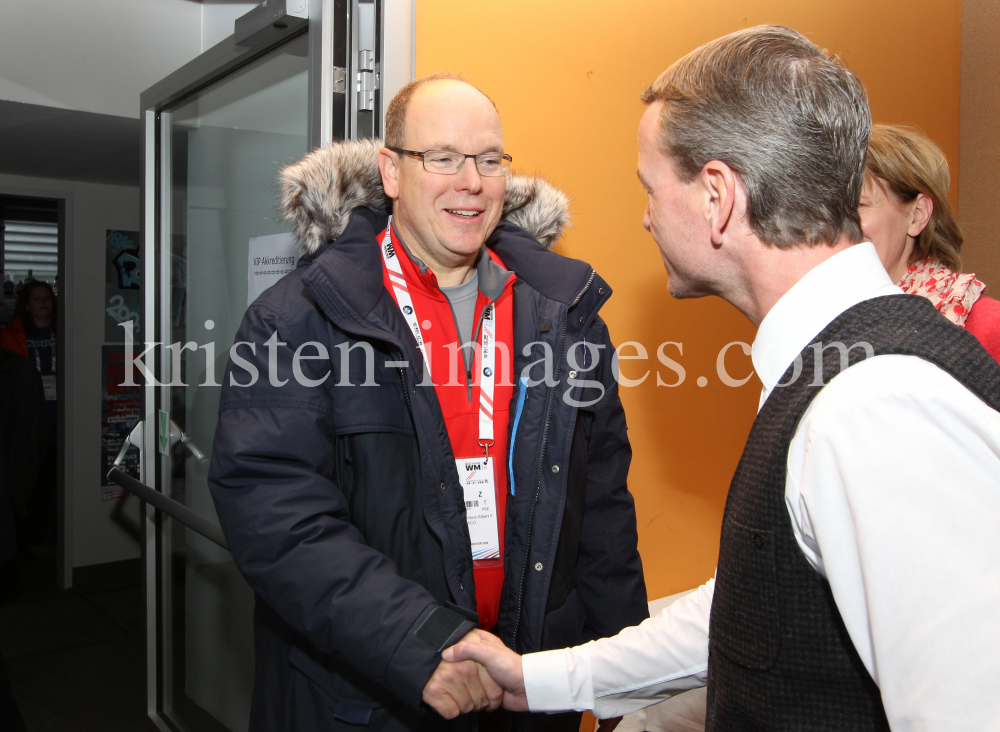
[332,66,347,95]
[357,50,379,112]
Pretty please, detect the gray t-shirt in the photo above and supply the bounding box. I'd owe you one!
[440,271,479,373]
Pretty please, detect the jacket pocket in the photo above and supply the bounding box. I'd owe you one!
[540,586,586,650]
[333,432,449,604]
[288,645,391,722]
[330,343,416,436]
[710,520,781,670]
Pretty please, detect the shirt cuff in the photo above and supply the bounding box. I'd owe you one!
[523,646,594,713]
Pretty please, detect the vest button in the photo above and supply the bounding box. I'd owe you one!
[569,370,578,379]
[598,287,605,295]
[534,562,543,572]
[551,464,560,474]
[753,533,764,548]
[460,582,465,591]
[441,483,446,492]
[579,316,585,325]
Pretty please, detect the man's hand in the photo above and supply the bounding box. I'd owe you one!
[422,631,504,719]
[442,629,529,712]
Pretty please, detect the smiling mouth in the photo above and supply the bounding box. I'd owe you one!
[445,209,482,219]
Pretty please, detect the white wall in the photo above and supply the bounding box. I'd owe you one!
[0,0,202,118]
[202,1,259,52]
[0,172,142,571]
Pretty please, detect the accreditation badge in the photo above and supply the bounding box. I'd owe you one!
[456,456,500,560]
[41,374,57,401]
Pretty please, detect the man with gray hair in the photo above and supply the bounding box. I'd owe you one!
[447,24,1000,730]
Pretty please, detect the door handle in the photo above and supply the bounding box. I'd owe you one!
[113,420,144,469]
[168,420,209,466]
[107,468,229,550]
[108,420,228,550]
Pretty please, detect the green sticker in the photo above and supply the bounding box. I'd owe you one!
[158,409,169,455]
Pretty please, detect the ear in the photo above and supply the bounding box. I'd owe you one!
[908,193,933,238]
[378,147,401,201]
[701,161,737,245]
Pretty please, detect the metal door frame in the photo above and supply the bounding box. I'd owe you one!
[137,2,413,728]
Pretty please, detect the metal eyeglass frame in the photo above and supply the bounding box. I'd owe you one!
[388,147,513,176]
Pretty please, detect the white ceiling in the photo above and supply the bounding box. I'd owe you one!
[0,0,204,120]
[0,0,266,189]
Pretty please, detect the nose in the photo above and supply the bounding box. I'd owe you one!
[453,157,484,193]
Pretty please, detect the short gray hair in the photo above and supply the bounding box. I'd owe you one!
[641,25,870,248]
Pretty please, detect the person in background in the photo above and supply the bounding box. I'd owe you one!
[860,123,1000,360]
[0,425,28,732]
[1,280,57,420]
[0,350,49,562]
[0,281,58,543]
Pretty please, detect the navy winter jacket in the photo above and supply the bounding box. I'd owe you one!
[208,142,647,732]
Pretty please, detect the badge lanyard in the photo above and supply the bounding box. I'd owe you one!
[31,340,56,374]
[380,219,502,561]
[380,217,496,460]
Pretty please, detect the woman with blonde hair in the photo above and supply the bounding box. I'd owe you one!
[860,123,1000,360]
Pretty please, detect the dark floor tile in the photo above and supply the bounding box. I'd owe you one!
[5,550,61,605]
[81,587,144,633]
[0,594,125,660]
[0,553,148,731]
[6,634,145,732]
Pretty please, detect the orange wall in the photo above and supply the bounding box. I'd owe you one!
[416,0,961,601]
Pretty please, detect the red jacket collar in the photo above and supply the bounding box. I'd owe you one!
[381,224,516,302]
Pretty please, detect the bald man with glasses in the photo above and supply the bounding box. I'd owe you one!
[208,72,648,732]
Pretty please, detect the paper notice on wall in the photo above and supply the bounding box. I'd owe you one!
[247,233,298,306]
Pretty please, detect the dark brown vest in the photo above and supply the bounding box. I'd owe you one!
[707,294,1000,731]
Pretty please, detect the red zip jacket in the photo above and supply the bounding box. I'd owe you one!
[966,294,1000,363]
[380,225,515,629]
[0,315,28,358]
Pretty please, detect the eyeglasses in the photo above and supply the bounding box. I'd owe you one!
[388,147,512,177]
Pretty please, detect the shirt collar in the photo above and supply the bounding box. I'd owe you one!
[392,224,513,302]
[752,242,901,408]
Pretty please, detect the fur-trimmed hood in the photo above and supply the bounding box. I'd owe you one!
[279,138,570,257]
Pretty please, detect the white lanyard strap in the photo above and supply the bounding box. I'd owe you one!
[380,218,430,371]
[379,218,497,455]
[478,303,496,451]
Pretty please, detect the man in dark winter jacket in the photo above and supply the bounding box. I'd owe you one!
[208,72,647,732]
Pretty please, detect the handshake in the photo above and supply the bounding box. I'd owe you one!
[423,634,623,732]
[421,629,527,718]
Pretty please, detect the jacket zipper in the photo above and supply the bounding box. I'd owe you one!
[510,269,596,651]
[395,348,415,421]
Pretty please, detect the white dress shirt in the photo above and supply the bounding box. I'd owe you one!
[522,243,1000,730]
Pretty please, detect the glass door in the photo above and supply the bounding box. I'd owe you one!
[138,3,410,728]
[157,33,311,732]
